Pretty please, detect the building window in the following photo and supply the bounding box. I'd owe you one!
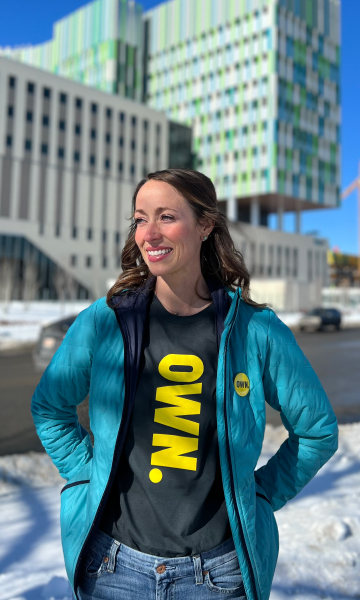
[118,161,123,173]
[119,136,123,147]
[41,143,48,155]
[130,164,135,177]
[75,98,82,109]
[6,135,12,147]
[115,232,120,244]
[102,230,107,242]
[106,108,112,118]
[8,106,14,117]
[143,120,148,130]
[308,249,313,281]
[104,158,110,170]
[91,103,97,114]
[90,155,96,166]
[72,227,77,238]
[90,128,96,139]
[70,254,77,266]
[27,82,35,94]
[43,87,51,99]
[26,111,33,122]
[276,246,282,276]
[132,116,137,126]
[293,248,298,278]
[86,256,92,267]
[9,76,16,88]
[58,147,65,159]
[42,115,49,126]
[268,245,274,276]
[75,124,81,135]
[143,143,147,154]
[285,247,290,277]
[59,120,66,131]
[105,133,111,143]
[87,228,93,240]
[120,112,125,122]
[24,139,32,151]
[74,151,80,162]
[55,224,61,237]
[131,140,136,150]
[60,93,67,104]
[102,256,108,268]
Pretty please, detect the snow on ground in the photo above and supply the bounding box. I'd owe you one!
[0,302,359,351]
[0,302,91,350]
[0,424,359,600]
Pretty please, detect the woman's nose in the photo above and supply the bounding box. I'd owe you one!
[143,222,162,242]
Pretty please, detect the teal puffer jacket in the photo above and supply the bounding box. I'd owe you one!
[31,284,338,600]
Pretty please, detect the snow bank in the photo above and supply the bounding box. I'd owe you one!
[0,301,91,350]
[0,424,359,600]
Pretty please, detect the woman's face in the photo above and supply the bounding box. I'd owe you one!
[134,180,210,279]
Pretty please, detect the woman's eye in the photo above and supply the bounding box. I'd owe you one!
[161,215,174,221]
[135,218,145,224]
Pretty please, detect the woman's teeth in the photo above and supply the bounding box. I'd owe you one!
[148,249,172,256]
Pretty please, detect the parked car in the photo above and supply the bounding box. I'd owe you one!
[33,315,77,372]
[299,308,342,332]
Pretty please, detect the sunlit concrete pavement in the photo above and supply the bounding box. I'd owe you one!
[0,328,359,455]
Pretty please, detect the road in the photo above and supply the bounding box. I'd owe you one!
[0,328,359,455]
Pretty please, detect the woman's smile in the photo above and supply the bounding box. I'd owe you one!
[146,247,173,262]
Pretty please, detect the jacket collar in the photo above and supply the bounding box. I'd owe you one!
[110,274,233,354]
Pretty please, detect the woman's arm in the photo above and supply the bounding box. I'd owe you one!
[31,300,100,481]
[255,309,338,511]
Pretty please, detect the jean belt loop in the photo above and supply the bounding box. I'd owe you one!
[192,554,203,585]
[107,539,120,573]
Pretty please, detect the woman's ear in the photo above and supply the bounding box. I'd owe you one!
[198,217,215,237]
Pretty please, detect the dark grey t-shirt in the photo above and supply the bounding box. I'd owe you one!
[100,294,231,556]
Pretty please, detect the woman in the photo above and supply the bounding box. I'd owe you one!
[31,169,338,600]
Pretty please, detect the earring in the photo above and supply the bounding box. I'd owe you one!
[203,235,208,241]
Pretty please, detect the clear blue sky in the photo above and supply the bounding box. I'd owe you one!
[0,0,359,255]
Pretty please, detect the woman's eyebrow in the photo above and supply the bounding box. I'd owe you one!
[134,207,178,214]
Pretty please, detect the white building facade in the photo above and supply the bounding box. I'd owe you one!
[0,56,168,299]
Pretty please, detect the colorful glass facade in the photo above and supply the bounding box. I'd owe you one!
[1,0,144,99]
[0,0,341,212]
[145,0,341,209]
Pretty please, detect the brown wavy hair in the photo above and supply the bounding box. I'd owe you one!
[106,168,265,308]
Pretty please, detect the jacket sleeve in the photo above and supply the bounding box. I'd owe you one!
[31,300,99,481]
[254,309,338,511]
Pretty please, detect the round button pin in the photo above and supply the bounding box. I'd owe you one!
[234,373,250,396]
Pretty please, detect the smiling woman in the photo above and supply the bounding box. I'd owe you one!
[107,168,264,314]
[31,167,338,600]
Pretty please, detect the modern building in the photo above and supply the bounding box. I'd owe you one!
[0,56,192,300]
[0,0,341,308]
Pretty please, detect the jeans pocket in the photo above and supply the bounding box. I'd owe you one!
[84,552,109,579]
[204,555,245,595]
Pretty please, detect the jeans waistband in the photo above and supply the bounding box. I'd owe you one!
[89,529,237,580]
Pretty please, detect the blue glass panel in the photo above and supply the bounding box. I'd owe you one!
[319,117,324,136]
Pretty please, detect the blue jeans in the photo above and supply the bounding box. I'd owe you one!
[77,529,246,599]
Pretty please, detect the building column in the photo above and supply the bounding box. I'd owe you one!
[227,197,237,222]
[295,207,301,233]
[277,202,284,231]
[250,197,260,227]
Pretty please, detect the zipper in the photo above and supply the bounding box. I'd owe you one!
[73,313,132,598]
[61,480,90,494]
[223,293,258,600]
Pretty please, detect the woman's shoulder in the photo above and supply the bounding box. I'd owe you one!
[237,297,295,343]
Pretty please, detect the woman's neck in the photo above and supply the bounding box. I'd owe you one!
[154,273,212,316]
